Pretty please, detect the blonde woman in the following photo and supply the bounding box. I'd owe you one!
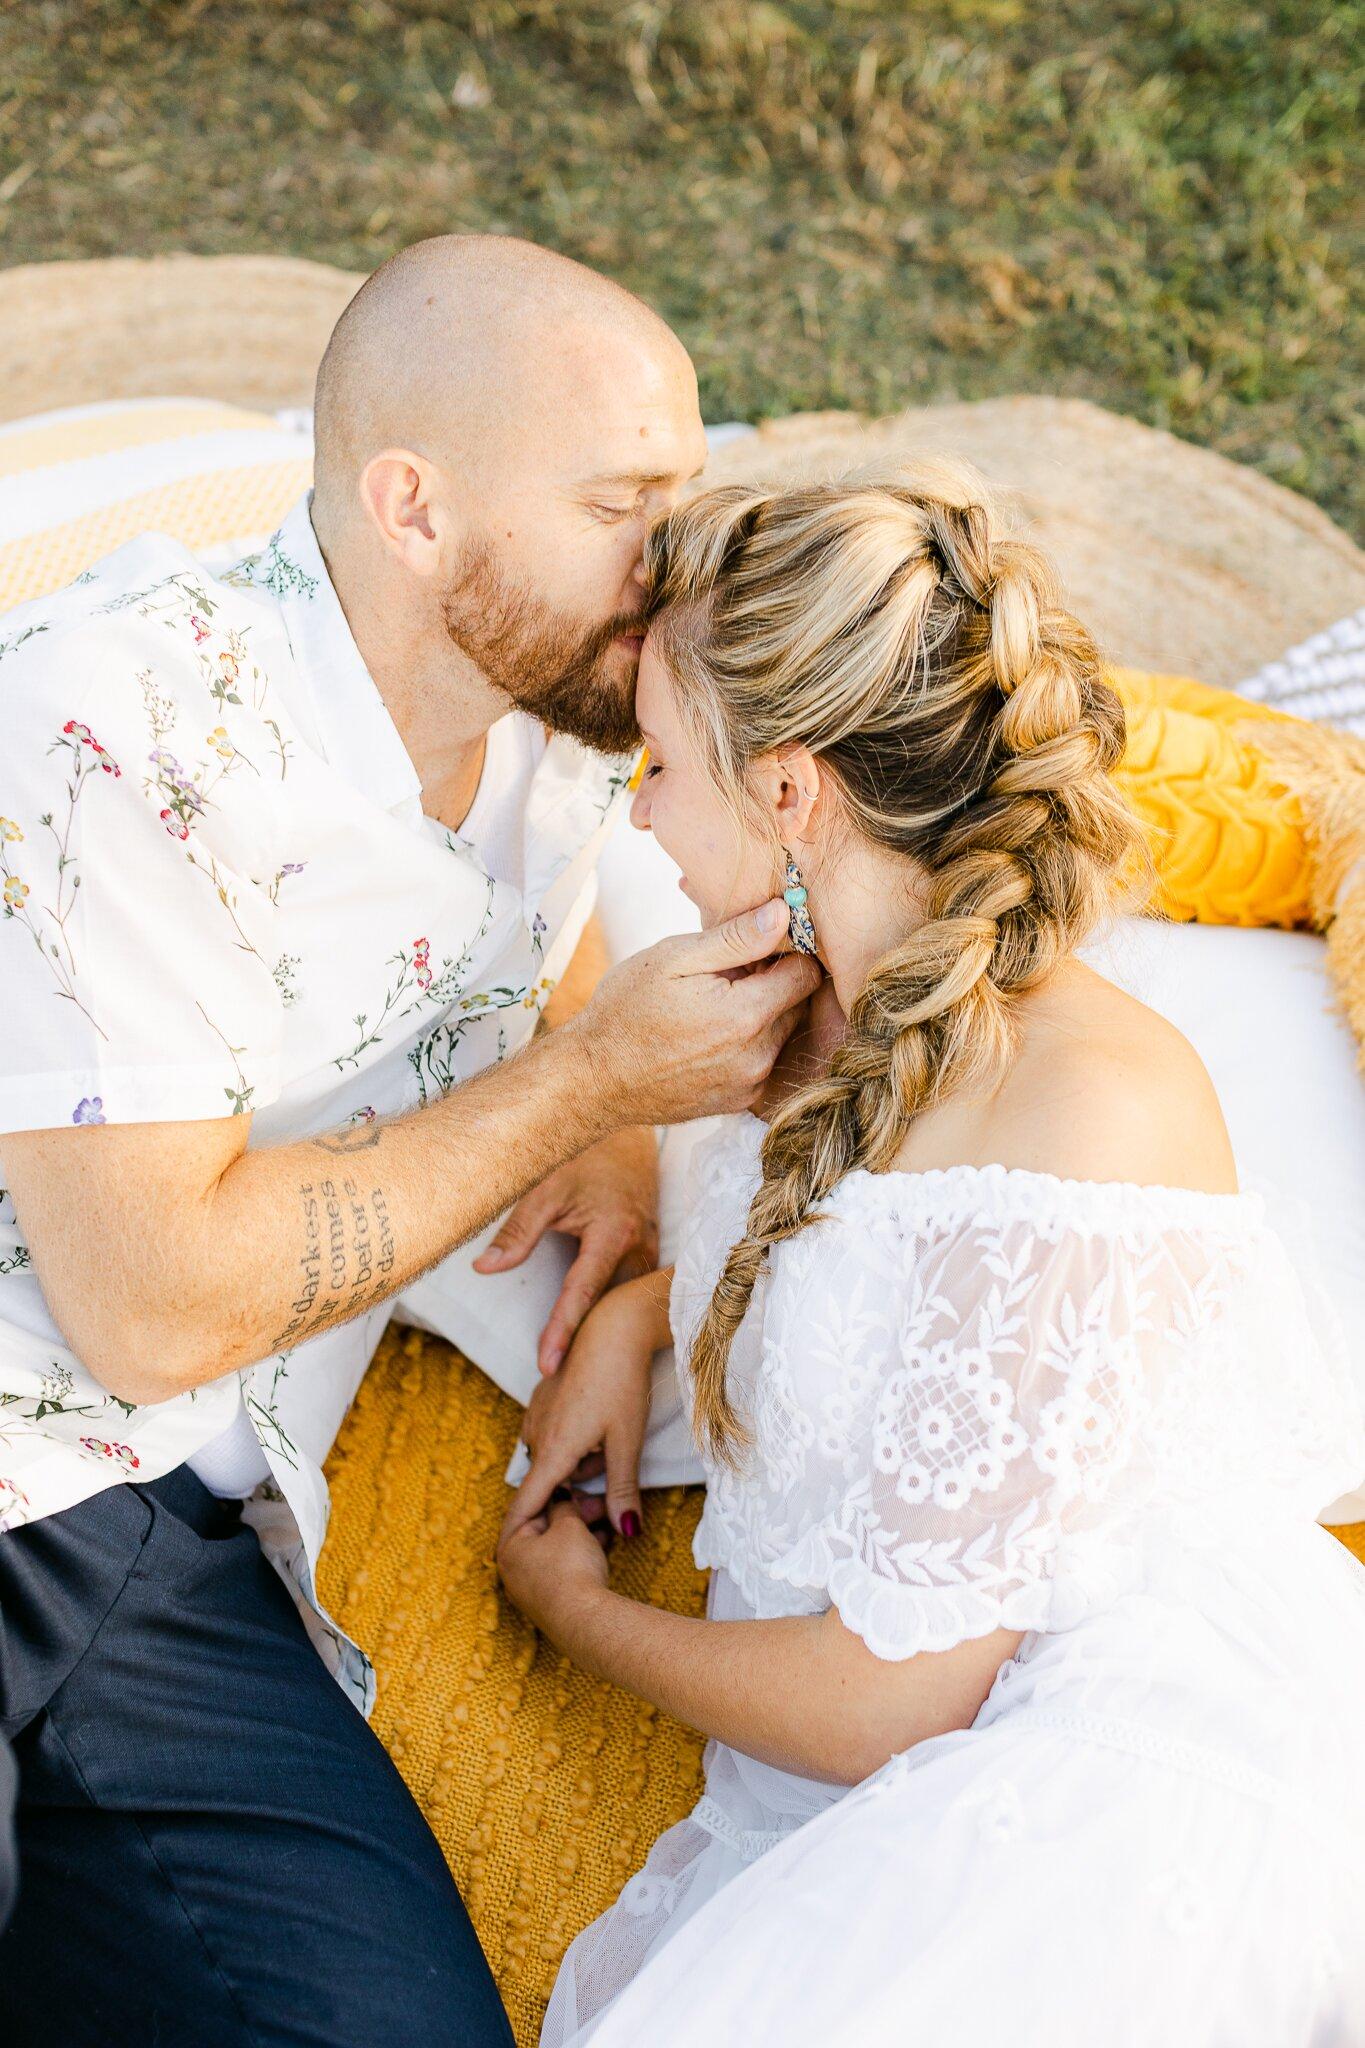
[497,466,1365,2046]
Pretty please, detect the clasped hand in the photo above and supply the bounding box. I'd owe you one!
[497,1270,667,1629]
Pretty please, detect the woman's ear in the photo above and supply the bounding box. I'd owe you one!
[752,745,822,850]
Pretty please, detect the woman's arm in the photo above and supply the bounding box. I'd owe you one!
[504,1267,675,1537]
[498,1501,1020,1785]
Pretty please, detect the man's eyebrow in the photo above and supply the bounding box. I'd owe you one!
[580,463,706,490]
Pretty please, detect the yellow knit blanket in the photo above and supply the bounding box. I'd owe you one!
[317,1331,710,2044]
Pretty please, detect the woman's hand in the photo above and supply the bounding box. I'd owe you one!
[503,1270,671,1541]
[497,1497,611,1643]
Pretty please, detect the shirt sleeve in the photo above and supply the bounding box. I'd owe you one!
[0,612,283,1134]
[762,1220,1156,1661]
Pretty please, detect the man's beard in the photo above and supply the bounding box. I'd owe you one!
[441,541,644,756]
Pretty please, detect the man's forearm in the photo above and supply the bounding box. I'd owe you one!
[5,900,819,1405]
[171,1023,621,1394]
[145,917,619,1393]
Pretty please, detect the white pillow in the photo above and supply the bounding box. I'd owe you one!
[1080,919,1365,1519]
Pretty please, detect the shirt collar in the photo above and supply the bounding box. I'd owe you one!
[266,493,424,814]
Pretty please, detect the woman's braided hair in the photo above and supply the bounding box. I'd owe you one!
[644,460,1149,1466]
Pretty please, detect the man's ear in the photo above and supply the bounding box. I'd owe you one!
[752,745,822,849]
[357,449,451,577]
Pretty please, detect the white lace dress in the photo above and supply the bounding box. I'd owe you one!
[542,1114,1365,2048]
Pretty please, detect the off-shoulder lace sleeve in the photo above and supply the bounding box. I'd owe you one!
[689,1172,1350,1662]
[818,1222,1150,1657]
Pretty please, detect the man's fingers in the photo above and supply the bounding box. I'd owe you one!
[673,897,790,977]
[537,1230,631,1376]
[615,1239,657,1286]
[769,993,813,1056]
[571,1488,610,1528]
[739,950,823,1022]
[497,1503,548,1560]
[504,1456,565,1534]
[473,1188,557,1274]
[546,1498,587,1533]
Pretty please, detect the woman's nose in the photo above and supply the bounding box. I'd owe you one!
[629,780,652,833]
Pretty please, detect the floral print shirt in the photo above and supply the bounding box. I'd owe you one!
[0,494,637,1712]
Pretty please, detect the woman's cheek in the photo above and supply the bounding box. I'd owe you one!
[653,788,685,861]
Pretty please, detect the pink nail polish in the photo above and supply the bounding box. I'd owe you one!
[620,1510,641,1540]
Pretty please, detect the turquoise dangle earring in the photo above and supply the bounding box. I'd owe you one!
[783,852,819,957]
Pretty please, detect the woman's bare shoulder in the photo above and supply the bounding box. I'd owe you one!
[998,963,1238,1193]
[898,960,1239,1195]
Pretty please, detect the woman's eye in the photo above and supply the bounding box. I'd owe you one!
[644,762,664,780]
[591,504,632,524]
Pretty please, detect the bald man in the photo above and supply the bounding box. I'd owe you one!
[0,238,818,2047]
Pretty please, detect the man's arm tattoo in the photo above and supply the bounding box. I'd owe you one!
[311,1117,384,1155]
[268,1174,398,1353]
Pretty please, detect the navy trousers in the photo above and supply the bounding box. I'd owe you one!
[0,1465,514,2047]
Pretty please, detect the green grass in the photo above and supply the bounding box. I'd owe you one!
[3,0,1362,536]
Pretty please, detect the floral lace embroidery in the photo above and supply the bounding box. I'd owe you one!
[671,1118,1365,1663]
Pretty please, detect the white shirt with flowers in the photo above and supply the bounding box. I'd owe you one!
[0,494,636,1712]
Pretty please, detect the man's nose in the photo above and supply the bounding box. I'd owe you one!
[626,552,648,607]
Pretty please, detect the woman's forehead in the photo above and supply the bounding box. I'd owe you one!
[634,634,679,737]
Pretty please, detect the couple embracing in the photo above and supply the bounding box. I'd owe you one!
[0,236,1361,2048]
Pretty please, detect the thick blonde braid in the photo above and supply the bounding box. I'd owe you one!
[649,466,1146,1465]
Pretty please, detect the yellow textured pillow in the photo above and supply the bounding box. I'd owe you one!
[1110,667,1312,929]
[0,398,309,614]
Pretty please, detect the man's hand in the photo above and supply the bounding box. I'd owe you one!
[472,1125,659,1375]
[565,898,821,1130]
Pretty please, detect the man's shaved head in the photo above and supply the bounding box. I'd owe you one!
[309,234,705,758]
[313,234,691,516]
